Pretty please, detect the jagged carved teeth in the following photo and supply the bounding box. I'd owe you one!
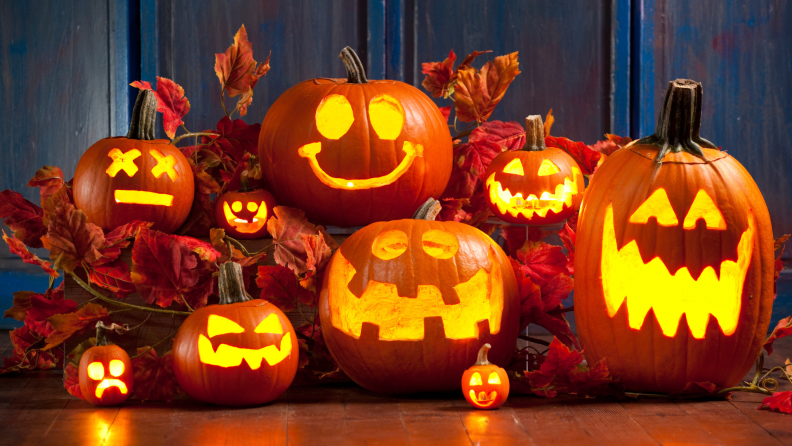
[485,166,581,218]
[198,334,292,369]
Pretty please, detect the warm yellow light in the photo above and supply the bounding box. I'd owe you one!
[254,314,284,334]
[601,203,754,339]
[298,140,423,190]
[207,314,245,338]
[469,372,483,386]
[468,390,497,407]
[87,362,105,380]
[486,166,582,219]
[106,148,141,177]
[487,372,501,385]
[537,159,561,176]
[198,334,292,369]
[327,248,504,341]
[372,230,409,260]
[501,158,524,175]
[628,188,678,226]
[108,359,125,377]
[369,94,405,140]
[223,201,268,234]
[232,201,243,212]
[114,190,174,206]
[246,201,258,212]
[315,94,354,139]
[683,190,726,230]
[150,149,179,181]
[421,229,459,259]
[95,379,128,398]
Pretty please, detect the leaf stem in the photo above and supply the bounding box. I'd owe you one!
[518,335,551,346]
[69,272,191,316]
[171,132,218,146]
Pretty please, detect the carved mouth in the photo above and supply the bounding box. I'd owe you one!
[601,203,754,339]
[297,141,423,190]
[468,390,497,407]
[197,335,292,369]
[114,190,174,206]
[222,201,268,234]
[95,379,128,398]
[327,249,504,341]
[485,166,581,219]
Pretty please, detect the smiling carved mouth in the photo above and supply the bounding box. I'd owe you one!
[601,203,754,339]
[222,201,268,234]
[468,390,497,407]
[485,166,581,219]
[198,335,292,369]
[298,141,423,190]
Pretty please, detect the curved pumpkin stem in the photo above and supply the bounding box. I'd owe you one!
[634,79,717,162]
[95,321,110,346]
[218,261,251,305]
[239,169,252,193]
[413,198,442,221]
[475,343,492,366]
[127,89,157,140]
[522,115,546,152]
[340,47,369,84]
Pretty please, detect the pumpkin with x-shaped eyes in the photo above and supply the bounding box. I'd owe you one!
[259,47,452,227]
[484,115,584,225]
[74,90,194,233]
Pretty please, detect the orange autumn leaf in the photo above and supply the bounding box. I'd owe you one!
[267,206,338,275]
[454,52,521,123]
[130,77,191,139]
[27,166,65,208]
[0,190,47,249]
[256,265,316,312]
[2,230,58,277]
[44,303,110,350]
[544,109,554,136]
[215,24,271,97]
[40,189,105,273]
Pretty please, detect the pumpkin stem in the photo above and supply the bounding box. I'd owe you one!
[635,79,717,162]
[340,47,369,84]
[239,169,252,192]
[475,343,492,366]
[95,322,109,346]
[218,261,251,305]
[522,115,546,152]
[127,89,157,140]
[413,198,442,221]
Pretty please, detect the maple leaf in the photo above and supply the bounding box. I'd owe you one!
[1,325,58,373]
[588,139,621,157]
[40,188,105,273]
[299,233,334,291]
[193,164,222,195]
[182,192,216,237]
[95,221,154,266]
[439,105,452,122]
[175,235,222,263]
[545,135,603,177]
[132,347,181,402]
[421,49,457,97]
[469,120,526,151]
[606,133,633,150]
[236,87,254,117]
[64,362,83,399]
[679,381,719,394]
[558,222,576,275]
[758,391,792,414]
[25,283,76,338]
[215,25,270,97]
[524,337,609,397]
[441,138,504,201]
[516,241,570,286]
[44,303,110,350]
[764,316,792,356]
[438,198,469,223]
[454,52,521,123]
[130,228,214,310]
[256,265,316,312]
[267,207,338,275]
[204,117,262,164]
[0,190,47,248]
[27,166,65,207]
[774,235,789,297]
[2,230,58,277]
[544,109,554,136]
[131,77,191,139]
[4,290,34,321]
[88,260,136,298]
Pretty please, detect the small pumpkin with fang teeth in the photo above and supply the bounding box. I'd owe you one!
[461,343,509,409]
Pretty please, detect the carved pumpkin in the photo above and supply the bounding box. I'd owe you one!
[214,171,276,239]
[575,80,775,393]
[259,47,452,227]
[319,199,520,394]
[461,344,509,409]
[484,115,584,225]
[73,90,195,233]
[78,324,134,406]
[173,262,298,405]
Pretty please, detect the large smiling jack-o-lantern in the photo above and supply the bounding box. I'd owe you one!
[74,90,195,233]
[319,199,520,394]
[259,47,452,227]
[484,115,585,225]
[575,79,775,393]
[173,262,298,406]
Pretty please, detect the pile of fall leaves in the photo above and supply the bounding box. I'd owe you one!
[1,25,791,413]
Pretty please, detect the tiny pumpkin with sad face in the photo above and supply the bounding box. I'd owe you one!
[78,323,134,406]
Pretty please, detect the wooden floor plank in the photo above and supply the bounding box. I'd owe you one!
[675,400,784,446]
[566,401,659,446]
[620,399,723,445]
[456,402,536,445]
[731,401,792,446]
[509,397,596,446]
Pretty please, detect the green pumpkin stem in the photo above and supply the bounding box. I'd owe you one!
[340,47,369,84]
[127,89,157,140]
[475,343,492,366]
[218,261,251,305]
[413,198,442,221]
[522,115,546,152]
[634,79,717,162]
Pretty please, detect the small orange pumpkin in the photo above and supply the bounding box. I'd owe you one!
[214,171,276,239]
[78,323,134,406]
[461,343,509,409]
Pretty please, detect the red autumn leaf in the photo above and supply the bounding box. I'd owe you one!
[0,190,47,248]
[131,77,191,139]
[267,207,338,275]
[774,235,789,298]
[764,316,792,356]
[215,25,271,97]
[558,222,576,275]
[41,189,105,273]
[182,192,216,237]
[4,290,34,321]
[132,347,181,402]
[758,391,792,414]
[679,381,719,394]
[421,49,457,98]
[438,105,452,122]
[469,120,526,152]
[299,233,334,292]
[44,303,110,350]
[95,221,154,266]
[2,230,58,277]
[130,228,214,310]
[25,284,76,337]
[204,117,262,164]
[88,260,136,298]
[2,325,58,373]
[441,168,478,200]
[27,166,65,207]
[174,235,222,263]
[454,52,521,123]
[438,198,469,223]
[456,139,505,179]
[567,358,612,392]
[545,135,603,177]
[64,362,83,399]
[256,265,316,312]
[605,133,633,150]
[516,241,570,285]
[526,337,584,397]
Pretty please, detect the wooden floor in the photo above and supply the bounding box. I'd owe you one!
[1,334,791,446]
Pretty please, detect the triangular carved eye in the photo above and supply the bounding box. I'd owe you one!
[502,158,524,175]
[488,372,501,384]
[683,190,726,230]
[469,372,482,386]
[316,94,354,139]
[255,314,284,334]
[207,315,245,338]
[629,188,678,227]
[537,159,560,176]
